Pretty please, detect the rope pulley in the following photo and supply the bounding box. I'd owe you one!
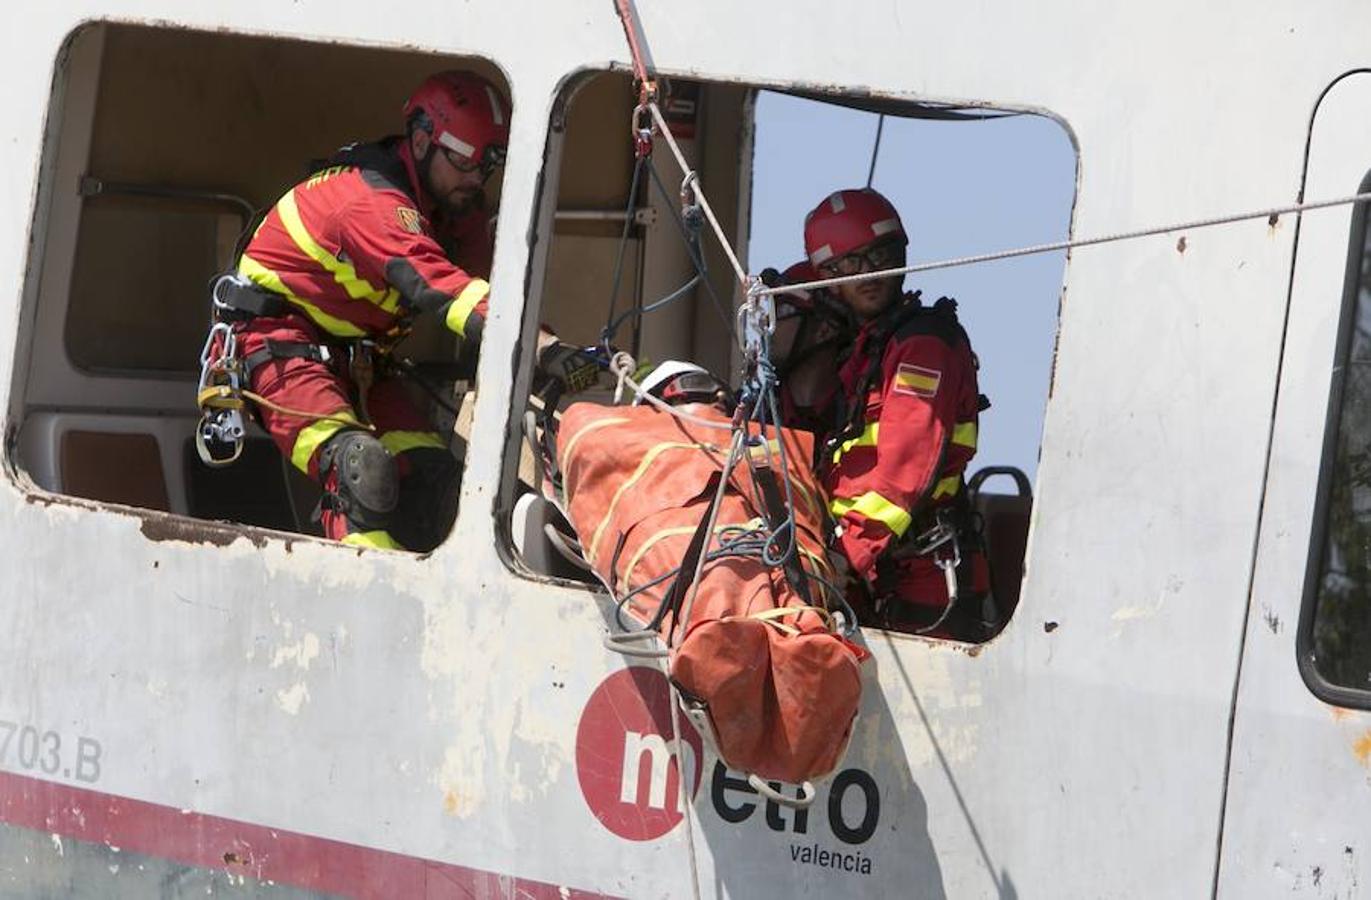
[195,320,247,467]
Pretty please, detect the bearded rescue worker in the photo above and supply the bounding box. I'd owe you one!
[804,188,990,637]
[223,71,597,551]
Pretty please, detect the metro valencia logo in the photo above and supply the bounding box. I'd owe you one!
[574,667,703,841]
[575,666,886,880]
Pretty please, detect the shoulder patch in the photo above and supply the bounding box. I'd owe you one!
[395,206,424,234]
[893,363,941,398]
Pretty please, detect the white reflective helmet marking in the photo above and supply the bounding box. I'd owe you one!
[635,360,710,405]
[437,131,477,159]
[811,244,834,264]
[483,84,505,126]
[871,218,901,237]
[829,192,846,213]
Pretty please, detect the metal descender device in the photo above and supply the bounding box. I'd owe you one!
[195,319,247,467]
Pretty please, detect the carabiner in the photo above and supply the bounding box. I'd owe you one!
[631,103,656,158]
[197,322,237,393]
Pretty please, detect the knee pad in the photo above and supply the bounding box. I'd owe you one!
[390,447,461,553]
[320,431,399,531]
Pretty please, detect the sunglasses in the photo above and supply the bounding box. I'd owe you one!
[441,143,508,181]
[817,239,904,277]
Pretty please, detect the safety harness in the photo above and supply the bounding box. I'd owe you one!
[825,291,994,636]
[194,272,399,467]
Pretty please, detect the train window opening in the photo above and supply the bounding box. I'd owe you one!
[504,74,1075,646]
[9,22,510,553]
[1300,168,1371,703]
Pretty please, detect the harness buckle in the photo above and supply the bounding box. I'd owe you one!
[210,273,242,319]
[908,516,957,558]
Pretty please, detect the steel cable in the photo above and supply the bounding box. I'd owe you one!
[757,191,1371,298]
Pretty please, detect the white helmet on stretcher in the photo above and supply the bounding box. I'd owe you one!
[635,360,730,407]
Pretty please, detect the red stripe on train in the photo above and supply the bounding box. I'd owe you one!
[0,769,616,898]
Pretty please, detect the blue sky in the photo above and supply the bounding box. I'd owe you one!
[749,92,1077,482]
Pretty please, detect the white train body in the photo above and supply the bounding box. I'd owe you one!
[1,3,1369,897]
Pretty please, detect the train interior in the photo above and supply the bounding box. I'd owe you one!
[7,22,1072,641]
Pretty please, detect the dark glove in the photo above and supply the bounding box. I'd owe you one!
[536,341,602,395]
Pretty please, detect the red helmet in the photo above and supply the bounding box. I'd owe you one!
[403,71,511,174]
[803,188,907,268]
[781,259,819,285]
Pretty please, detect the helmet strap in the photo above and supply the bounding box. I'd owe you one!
[406,110,441,208]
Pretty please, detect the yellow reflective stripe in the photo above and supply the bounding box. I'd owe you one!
[290,415,359,473]
[831,423,880,464]
[932,474,962,500]
[829,490,913,537]
[380,430,447,455]
[445,278,490,336]
[587,442,715,563]
[238,254,367,338]
[341,530,403,550]
[276,189,390,305]
[952,421,977,449]
[558,417,632,491]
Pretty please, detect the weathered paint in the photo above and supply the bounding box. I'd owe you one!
[0,2,1364,898]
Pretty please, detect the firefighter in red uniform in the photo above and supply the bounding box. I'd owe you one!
[214,71,596,551]
[801,188,989,637]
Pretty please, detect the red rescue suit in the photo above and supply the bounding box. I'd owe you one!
[235,137,490,549]
[823,293,985,629]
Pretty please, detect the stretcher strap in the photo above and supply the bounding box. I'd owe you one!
[752,463,812,603]
[741,605,833,637]
[650,471,724,635]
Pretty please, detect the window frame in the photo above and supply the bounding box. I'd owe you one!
[8,20,513,558]
[495,72,1074,650]
[62,179,253,377]
[1297,167,1371,707]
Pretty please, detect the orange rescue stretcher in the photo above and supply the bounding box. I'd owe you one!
[554,401,868,791]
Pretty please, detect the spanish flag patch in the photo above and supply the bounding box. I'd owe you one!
[893,363,941,398]
[395,206,423,234]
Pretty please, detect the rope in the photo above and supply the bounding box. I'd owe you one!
[391,358,462,418]
[756,191,1371,298]
[601,156,647,344]
[598,157,735,347]
[646,102,749,289]
[643,160,737,339]
[866,114,885,188]
[673,429,746,645]
[608,352,735,431]
[665,678,703,900]
[613,0,656,101]
[198,384,372,430]
[245,391,372,430]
